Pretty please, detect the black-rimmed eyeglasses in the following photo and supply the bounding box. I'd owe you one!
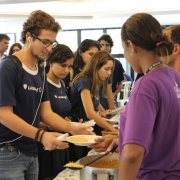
[30,33,58,48]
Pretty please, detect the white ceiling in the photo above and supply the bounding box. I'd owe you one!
[0,0,180,33]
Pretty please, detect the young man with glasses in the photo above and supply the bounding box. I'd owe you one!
[30,33,58,49]
[0,10,92,180]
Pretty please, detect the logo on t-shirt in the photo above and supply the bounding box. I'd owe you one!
[174,83,180,98]
[23,84,27,89]
[23,84,42,92]
[54,95,68,99]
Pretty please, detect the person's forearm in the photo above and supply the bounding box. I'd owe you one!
[41,111,72,134]
[0,107,38,140]
[114,83,122,96]
[118,145,144,180]
[39,122,48,130]
[106,83,114,110]
[96,104,105,112]
[107,93,114,110]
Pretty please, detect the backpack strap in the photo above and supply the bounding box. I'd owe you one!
[9,55,45,95]
[9,55,23,94]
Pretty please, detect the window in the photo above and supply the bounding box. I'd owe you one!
[6,33,16,55]
[14,27,135,80]
[57,31,78,52]
[107,29,123,54]
[81,30,103,42]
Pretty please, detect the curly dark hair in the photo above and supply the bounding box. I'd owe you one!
[20,10,61,44]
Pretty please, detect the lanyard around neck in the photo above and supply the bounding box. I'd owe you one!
[146,61,163,74]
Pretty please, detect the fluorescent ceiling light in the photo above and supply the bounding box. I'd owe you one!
[0,0,59,4]
[0,13,93,20]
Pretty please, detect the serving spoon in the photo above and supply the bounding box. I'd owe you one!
[65,145,118,170]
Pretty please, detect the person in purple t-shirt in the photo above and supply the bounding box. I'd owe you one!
[90,13,180,180]
[119,13,180,180]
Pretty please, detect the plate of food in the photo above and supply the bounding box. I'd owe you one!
[66,135,101,146]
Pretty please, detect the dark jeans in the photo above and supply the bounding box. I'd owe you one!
[0,143,38,180]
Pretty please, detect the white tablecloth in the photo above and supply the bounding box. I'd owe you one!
[53,168,80,180]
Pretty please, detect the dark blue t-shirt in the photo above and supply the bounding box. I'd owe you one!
[112,59,124,93]
[99,77,112,110]
[68,77,99,121]
[47,78,71,118]
[0,57,49,156]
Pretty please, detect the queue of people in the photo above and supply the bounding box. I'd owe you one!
[0,9,180,180]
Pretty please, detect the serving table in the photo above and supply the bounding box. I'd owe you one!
[53,149,100,180]
[54,114,120,180]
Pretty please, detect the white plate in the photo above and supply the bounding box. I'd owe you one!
[103,115,119,123]
[67,135,101,146]
[106,106,124,116]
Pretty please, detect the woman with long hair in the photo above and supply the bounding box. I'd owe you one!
[68,50,117,161]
